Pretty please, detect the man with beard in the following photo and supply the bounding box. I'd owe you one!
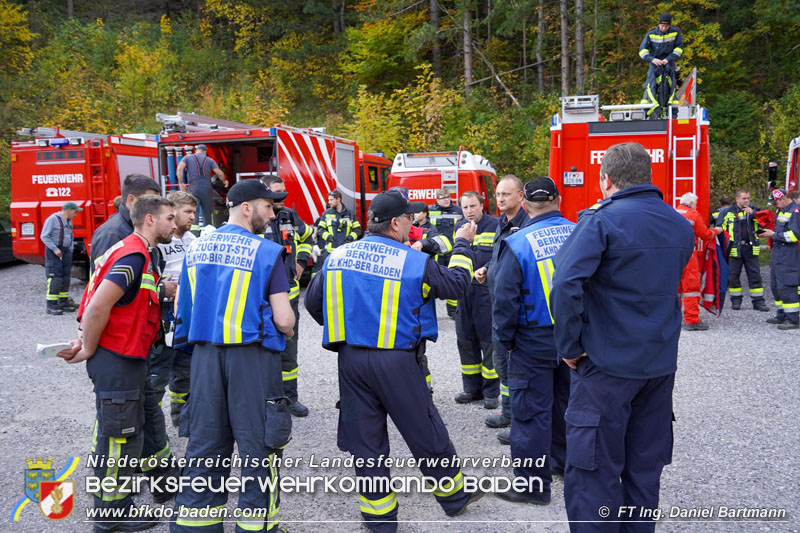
[171,180,296,533]
[59,195,177,532]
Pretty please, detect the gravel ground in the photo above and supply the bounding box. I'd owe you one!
[0,261,798,532]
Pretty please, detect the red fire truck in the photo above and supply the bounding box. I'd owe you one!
[549,94,711,221]
[783,135,799,193]
[10,127,159,274]
[155,114,393,226]
[387,149,499,214]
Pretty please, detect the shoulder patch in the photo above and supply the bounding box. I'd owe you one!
[581,198,612,216]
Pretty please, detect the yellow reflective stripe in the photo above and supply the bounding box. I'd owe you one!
[500,383,509,397]
[296,243,313,255]
[425,373,432,383]
[141,442,171,472]
[429,471,464,498]
[537,258,556,322]
[750,288,764,295]
[223,269,251,344]
[187,265,197,302]
[673,47,683,56]
[90,420,98,454]
[97,437,129,501]
[446,299,458,306]
[482,365,498,380]
[169,391,187,404]
[639,48,649,58]
[325,243,334,253]
[289,281,300,301]
[785,230,798,243]
[729,287,743,294]
[783,302,800,310]
[422,283,431,299]
[175,505,225,527]
[448,254,474,278]
[282,367,299,381]
[237,517,265,531]
[326,270,345,343]
[649,32,678,42]
[377,279,401,349]
[267,455,279,529]
[461,364,481,375]
[140,273,157,292]
[775,300,783,309]
[359,492,398,516]
[46,277,59,300]
[474,232,495,246]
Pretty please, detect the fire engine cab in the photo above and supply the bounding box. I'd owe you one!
[388,149,499,214]
[784,135,799,193]
[549,94,711,222]
[10,127,158,274]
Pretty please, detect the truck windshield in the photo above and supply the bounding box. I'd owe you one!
[403,153,458,168]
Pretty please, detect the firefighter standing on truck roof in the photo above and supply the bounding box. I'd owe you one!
[476,175,529,444]
[172,180,295,532]
[176,144,229,228]
[492,177,574,506]
[58,195,176,532]
[677,192,723,331]
[314,189,361,274]
[762,189,800,330]
[722,189,770,311]
[304,190,484,532]
[41,201,81,315]
[263,175,314,418]
[551,143,694,532]
[428,188,463,319]
[451,191,500,410]
[639,13,683,116]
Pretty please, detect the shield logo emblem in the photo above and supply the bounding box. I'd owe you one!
[24,463,55,502]
[39,481,74,519]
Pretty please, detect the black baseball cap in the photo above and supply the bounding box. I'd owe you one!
[524,177,559,201]
[195,144,208,151]
[226,179,287,207]
[659,13,672,24]
[369,190,425,223]
[767,188,787,206]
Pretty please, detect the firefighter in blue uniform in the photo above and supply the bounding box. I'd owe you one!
[722,189,769,311]
[551,143,694,532]
[305,190,485,532]
[639,13,683,117]
[452,191,500,408]
[172,180,296,533]
[762,188,800,330]
[262,176,315,416]
[314,189,361,274]
[493,178,574,505]
[428,188,463,317]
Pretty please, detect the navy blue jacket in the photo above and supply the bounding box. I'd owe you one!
[486,208,530,299]
[493,210,567,357]
[551,185,693,379]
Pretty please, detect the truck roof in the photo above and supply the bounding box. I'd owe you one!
[391,150,495,174]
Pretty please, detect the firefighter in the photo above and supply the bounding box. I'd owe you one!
[762,189,800,330]
[452,191,500,409]
[172,180,296,532]
[639,13,683,117]
[677,192,723,331]
[551,143,694,532]
[710,196,732,227]
[263,176,315,417]
[492,178,574,505]
[304,190,484,532]
[428,188,464,319]
[41,201,81,315]
[411,205,452,257]
[152,191,197,429]
[176,144,228,227]
[721,189,769,311]
[476,175,529,440]
[58,195,176,531]
[314,189,361,273]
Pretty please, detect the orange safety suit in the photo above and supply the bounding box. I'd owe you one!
[677,204,716,324]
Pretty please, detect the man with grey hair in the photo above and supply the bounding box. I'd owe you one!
[304,190,484,531]
[676,192,723,331]
[551,142,694,531]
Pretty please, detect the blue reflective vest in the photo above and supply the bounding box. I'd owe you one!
[321,234,437,350]
[174,224,285,352]
[505,215,575,326]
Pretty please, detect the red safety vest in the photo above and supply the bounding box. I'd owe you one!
[78,234,161,359]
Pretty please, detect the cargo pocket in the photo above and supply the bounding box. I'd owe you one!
[264,397,292,450]
[98,389,141,438]
[178,400,191,438]
[564,408,601,471]
[427,405,450,455]
[508,377,534,421]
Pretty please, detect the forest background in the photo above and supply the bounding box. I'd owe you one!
[1,0,798,214]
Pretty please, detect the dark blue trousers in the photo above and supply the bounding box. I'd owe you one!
[564,358,674,533]
[337,344,471,532]
[171,343,290,533]
[141,343,176,477]
[456,284,499,398]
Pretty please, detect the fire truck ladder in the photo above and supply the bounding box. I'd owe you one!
[87,139,107,228]
[671,133,698,206]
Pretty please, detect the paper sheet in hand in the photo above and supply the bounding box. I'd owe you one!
[37,343,72,358]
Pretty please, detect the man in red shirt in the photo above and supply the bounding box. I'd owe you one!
[60,195,176,532]
[677,192,722,330]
